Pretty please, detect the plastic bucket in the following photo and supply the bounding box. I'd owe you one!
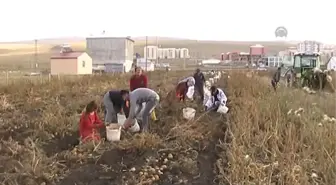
[106,124,121,141]
[117,114,126,126]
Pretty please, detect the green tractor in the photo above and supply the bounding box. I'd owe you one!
[283,52,326,89]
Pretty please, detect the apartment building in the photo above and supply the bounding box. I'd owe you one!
[144,46,190,59]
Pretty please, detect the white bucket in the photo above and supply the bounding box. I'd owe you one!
[129,119,140,132]
[182,107,196,120]
[117,114,127,126]
[106,124,121,141]
[217,105,229,114]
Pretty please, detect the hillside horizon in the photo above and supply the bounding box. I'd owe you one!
[0,36,300,45]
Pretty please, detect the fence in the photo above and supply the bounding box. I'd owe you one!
[0,71,106,86]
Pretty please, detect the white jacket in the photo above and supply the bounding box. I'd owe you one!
[212,88,227,105]
[179,77,195,87]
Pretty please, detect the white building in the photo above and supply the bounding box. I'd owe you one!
[136,58,155,71]
[327,56,336,71]
[86,36,134,68]
[104,60,133,73]
[144,46,158,60]
[201,59,221,65]
[179,48,190,58]
[297,40,322,53]
[143,46,190,59]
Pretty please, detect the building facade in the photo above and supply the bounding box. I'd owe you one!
[50,51,92,75]
[144,46,190,59]
[86,36,134,66]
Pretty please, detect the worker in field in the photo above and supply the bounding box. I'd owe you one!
[205,86,227,111]
[123,88,160,133]
[129,67,158,122]
[271,67,281,91]
[193,68,206,102]
[103,90,130,124]
[79,100,105,143]
[176,76,196,102]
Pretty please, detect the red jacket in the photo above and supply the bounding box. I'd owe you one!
[130,74,148,91]
[79,112,104,142]
[175,82,188,101]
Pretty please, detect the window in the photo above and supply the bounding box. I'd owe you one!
[301,57,311,67]
[82,61,85,67]
[294,56,301,67]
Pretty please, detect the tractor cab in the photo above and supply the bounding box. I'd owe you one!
[292,52,320,78]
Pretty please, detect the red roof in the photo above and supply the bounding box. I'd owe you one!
[50,52,84,59]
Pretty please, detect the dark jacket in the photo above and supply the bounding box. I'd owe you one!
[193,72,205,86]
[108,91,125,112]
[273,70,281,82]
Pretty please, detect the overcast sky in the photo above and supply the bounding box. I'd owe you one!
[1,0,335,43]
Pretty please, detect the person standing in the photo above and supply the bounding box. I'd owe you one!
[103,90,129,124]
[79,101,105,143]
[129,67,158,121]
[123,88,160,133]
[130,67,148,91]
[271,67,281,91]
[193,68,206,102]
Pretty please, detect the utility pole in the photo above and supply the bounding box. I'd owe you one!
[145,36,148,72]
[156,36,158,65]
[34,39,38,72]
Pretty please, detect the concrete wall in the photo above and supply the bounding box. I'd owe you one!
[86,37,127,64]
[50,58,77,75]
[77,53,93,74]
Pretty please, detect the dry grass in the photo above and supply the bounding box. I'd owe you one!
[0,71,226,185]
[217,72,336,185]
[0,69,335,185]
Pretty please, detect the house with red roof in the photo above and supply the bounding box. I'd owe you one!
[50,45,92,75]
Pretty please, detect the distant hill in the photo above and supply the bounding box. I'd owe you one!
[0,37,85,44]
[0,36,297,60]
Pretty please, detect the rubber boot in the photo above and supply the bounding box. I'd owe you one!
[151,110,158,121]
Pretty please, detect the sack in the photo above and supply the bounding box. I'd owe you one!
[217,105,229,114]
[129,119,140,132]
[186,86,195,99]
[182,107,196,120]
